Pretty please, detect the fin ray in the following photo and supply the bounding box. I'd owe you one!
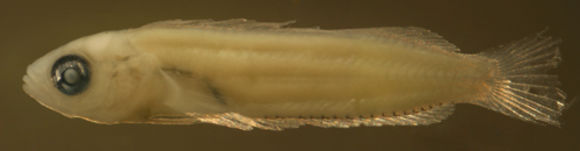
[475,32,567,126]
[140,18,295,30]
[148,104,455,130]
[338,27,460,52]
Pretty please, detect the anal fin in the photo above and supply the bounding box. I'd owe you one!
[378,103,455,126]
[148,104,456,131]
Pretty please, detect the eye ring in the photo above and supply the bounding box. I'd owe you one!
[51,55,90,95]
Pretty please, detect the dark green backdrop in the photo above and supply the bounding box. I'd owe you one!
[1,0,578,150]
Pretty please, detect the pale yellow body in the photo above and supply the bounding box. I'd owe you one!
[128,27,494,118]
[27,20,564,130]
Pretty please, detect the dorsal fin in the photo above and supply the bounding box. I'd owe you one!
[140,18,295,30]
[139,19,458,53]
[148,104,455,131]
[338,27,460,52]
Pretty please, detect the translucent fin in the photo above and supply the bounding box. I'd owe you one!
[338,27,460,52]
[476,32,567,126]
[140,19,458,53]
[140,18,295,30]
[149,104,455,131]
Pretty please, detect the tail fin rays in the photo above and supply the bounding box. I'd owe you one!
[476,32,567,126]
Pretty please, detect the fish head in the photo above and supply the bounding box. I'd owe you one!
[23,31,164,124]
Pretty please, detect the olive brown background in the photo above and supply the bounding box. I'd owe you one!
[1,0,578,150]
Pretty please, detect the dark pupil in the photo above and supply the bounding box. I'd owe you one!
[51,55,90,95]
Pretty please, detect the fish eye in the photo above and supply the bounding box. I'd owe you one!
[51,55,90,95]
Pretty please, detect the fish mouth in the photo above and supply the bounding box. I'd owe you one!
[22,64,41,97]
[22,65,44,104]
[21,70,70,119]
[22,74,40,105]
[22,74,31,95]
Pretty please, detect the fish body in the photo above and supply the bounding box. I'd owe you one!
[23,19,568,130]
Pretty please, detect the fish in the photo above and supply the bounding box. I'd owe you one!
[22,19,569,131]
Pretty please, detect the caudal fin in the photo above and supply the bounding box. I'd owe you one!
[475,31,568,126]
